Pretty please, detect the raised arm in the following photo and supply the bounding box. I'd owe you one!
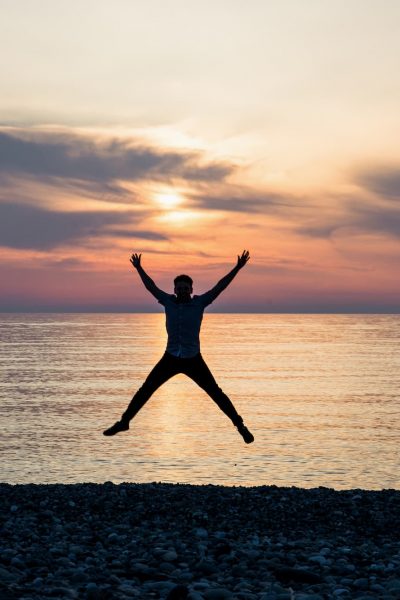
[204,250,250,304]
[130,253,168,301]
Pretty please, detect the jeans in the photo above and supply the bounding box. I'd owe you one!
[122,352,243,427]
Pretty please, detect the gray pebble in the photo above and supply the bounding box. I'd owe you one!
[195,527,209,538]
[353,577,369,589]
[163,550,178,562]
[117,584,138,596]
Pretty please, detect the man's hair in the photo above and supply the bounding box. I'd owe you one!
[174,274,193,287]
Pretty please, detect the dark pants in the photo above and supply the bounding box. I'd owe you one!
[122,352,243,427]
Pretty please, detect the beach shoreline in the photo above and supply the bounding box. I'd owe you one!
[1,482,399,599]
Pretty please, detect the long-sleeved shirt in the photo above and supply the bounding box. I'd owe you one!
[154,289,217,358]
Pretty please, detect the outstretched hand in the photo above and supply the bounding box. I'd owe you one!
[236,249,250,269]
[130,253,142,269]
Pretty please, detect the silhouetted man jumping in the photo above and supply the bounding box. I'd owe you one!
[103,250,254,444]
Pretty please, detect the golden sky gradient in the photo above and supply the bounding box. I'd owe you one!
[1,0,399,311]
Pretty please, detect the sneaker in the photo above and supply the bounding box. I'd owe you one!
[237,423,254,444]
[103,420,129,436]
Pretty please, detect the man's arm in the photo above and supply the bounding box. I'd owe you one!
[202,250,250,305]
[130,253,169,302]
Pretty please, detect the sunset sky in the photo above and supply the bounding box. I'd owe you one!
[1,0,399,312]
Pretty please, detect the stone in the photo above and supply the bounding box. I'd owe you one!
[195,528,209,539]
[204,590,233,600]
[197,559,218,575]
[188,593,205,600]
[117,584,138,597]
[273,567,322,584]
[0,566,18,582]
[163,550,178,562]
[353,577,369,589]
[308,555,329,566]
[166,584,190,599]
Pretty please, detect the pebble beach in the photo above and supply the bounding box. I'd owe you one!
[1,483,400,599]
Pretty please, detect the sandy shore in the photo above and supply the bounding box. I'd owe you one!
[1,482,400,599]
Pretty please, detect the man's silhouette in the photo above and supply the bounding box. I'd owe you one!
[103,250,254,443]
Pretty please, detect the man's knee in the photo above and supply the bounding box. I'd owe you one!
[136,381,157,397]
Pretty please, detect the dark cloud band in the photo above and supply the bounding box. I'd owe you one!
[0,130,233,185]
[0,201,165,250]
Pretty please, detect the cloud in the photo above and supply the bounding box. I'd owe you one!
[297,200,400,240]
[0,130,233,188]
[347,201,400,238]
[296,222,342,238]
[43,257,89,268]
[297,164,400,240]
[105,228,168,240]
[356,166,400,200]
[0,201,166,250]
[188,191,294,214]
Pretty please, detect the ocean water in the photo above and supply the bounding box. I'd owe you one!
[0,313,399,489]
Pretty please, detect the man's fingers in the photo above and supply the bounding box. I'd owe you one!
[237,249,250,266]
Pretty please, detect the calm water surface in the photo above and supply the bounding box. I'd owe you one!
[0,314,399,489]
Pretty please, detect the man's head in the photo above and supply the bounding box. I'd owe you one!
[174,274,193,301]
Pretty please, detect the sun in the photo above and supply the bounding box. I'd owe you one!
[156,191,182,209]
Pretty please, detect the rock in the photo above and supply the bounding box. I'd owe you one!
[273,566,322,584]
[388,577,400,592]
[369,583,385,593]
[308,554,329,566]
[70,568,89,583]
[204,589,233,600]
[32,576,44,588]
[117,584,138,597]
[86,582,101,600]
[188,593,205,600]
[197,559,218,575]
[142,581,175,592]
[0,566,18,582]
[166,584,190,599]
[214,542,232,557]
[163,550,178,562]
[353,577,369,589]
[195,528,209,538]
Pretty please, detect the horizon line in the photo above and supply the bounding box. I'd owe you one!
[1,309,399,315]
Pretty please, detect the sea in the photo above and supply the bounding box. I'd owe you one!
[0,313,399,489]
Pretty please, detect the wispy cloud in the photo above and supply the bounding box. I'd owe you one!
[105,228,168,241]
[187,186,297,214]
[346,200,400,238]
[297,164,400,240]
[296,204,400,240]
[356,166,400,200]
[0,201,164,250]
[0,129,233,189]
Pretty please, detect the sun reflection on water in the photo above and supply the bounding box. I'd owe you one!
[0,313,399,489]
